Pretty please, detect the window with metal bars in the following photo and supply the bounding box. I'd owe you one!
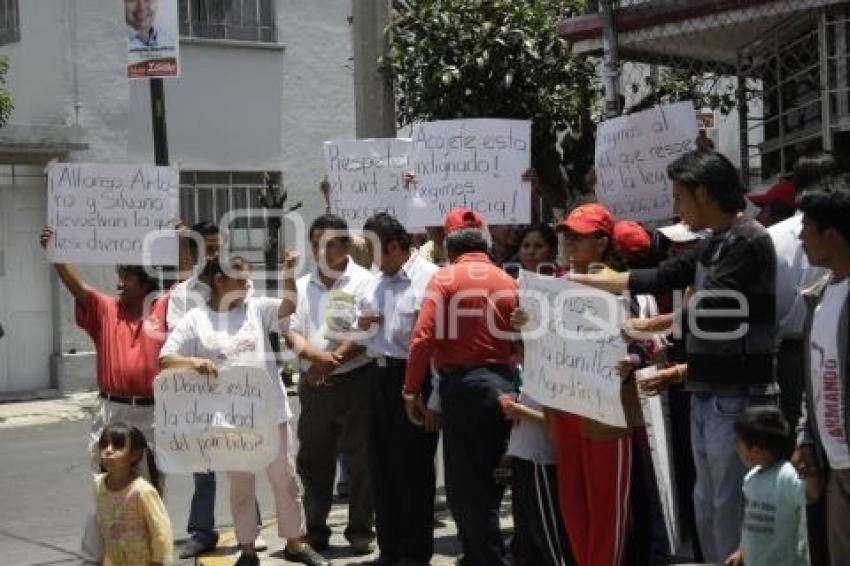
[179,0,276,43]
[179,171,278,264]
[0,0,19,45]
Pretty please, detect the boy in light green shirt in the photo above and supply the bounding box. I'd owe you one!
[725,406,821,566]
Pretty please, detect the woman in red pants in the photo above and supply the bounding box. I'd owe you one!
[514,204,646,566]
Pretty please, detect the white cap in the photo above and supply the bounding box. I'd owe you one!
[657,222,705,243]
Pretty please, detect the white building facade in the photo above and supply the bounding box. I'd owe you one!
[0,0,356,395]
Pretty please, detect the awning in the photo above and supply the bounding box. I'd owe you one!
[559,0,846,70]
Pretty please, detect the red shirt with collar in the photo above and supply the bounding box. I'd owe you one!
[76,289,169,398]
[404,252,518,393]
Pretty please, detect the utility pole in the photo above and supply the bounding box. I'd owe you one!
[601,0,621,118]
[150,78,169,166]
[352,0,396,138]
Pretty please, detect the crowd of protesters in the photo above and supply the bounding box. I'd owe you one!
[38,148,850,566]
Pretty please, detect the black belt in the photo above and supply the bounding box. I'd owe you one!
[375,356,406,369]
[99,392,155,406]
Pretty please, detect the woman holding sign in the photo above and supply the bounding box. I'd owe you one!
[512,204,650,566]
[160,254,329,566]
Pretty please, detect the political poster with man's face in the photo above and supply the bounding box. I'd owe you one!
[125,0,180,79]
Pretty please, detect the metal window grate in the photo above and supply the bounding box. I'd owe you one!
[179,171,280,262]
[179,0,276,43]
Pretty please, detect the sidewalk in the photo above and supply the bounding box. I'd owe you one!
[0,390,95,429]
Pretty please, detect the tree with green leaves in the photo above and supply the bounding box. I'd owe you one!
[383,0,599,216]
[0,56,13,127]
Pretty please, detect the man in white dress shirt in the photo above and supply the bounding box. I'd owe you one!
[285,214,377,555]
[359,213,440,566]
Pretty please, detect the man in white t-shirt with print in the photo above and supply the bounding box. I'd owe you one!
[794,175,850,565]
[285,214,376,555]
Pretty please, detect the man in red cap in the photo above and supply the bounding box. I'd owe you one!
[443,207,485,234]
[403,219,518,566]
[748,179,797,227]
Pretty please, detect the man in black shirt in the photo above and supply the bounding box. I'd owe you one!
[572,151,778,563]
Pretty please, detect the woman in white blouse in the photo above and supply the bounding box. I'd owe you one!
[160,254,328,566]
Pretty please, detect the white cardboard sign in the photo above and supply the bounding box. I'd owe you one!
[323,138,412,229]
[594,101,699,221]
[407,118,532,228]
[154,367,279,474]
[519,271,627,428]
[46,163,180,265]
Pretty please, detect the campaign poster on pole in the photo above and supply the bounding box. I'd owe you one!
[407,119,531,229]
[323,138,413,229]
[125,0,180,78]
[46,162,180,265]
[594,101,698,221]
[154,367,280,474]
[519,270,628,428]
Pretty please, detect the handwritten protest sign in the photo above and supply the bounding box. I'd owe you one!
[641,391,681,555]
[519,271,627,427]
[323,138,412,229]
[407,119,531,228]
[46,163,179,265]
[595,101,698,221]
[154,367,279,474]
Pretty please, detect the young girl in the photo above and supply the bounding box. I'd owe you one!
[502,222,574,566]
[160,254,327,566]
[513,204,645,566]
[94,422,173,566]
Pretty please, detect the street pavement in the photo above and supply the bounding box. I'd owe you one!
[0,391,512,565]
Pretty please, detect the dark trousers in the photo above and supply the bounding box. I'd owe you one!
[297,363,374,545]
[369,361,439,564]
[627,427,670,566]
[668,385,701,560]
[510,459,574,566]
[187,472,261,546]
[441,365,514,566]
[777,339,805,449]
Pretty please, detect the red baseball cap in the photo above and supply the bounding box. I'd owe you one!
[747,180,797,207]
[613,220,651,257]
[444,208,484,234]
[556,203,616,237]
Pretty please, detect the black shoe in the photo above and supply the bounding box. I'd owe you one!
[284,544,331,566]
[234,551,260,566]
[304,535,330,553]
[179,537,217,559]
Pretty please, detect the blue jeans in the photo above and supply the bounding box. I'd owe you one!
[690,394,774,562]
[188,472,262,545]
[187,472,219,546]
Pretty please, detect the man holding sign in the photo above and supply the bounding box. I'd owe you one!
[572,151,778,563]
[39,226,168,562]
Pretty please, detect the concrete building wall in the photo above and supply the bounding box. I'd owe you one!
[0,0,357,393]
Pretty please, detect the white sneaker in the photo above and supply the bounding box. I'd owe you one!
[254,535,268,552]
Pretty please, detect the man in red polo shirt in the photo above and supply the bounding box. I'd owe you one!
[403,209,518,566]
[40,228,167,455]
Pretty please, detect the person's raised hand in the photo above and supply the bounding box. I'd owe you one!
[521,168,540,195]
[510,307,530,331]
[282,249,300,273]
[39,227,54,250]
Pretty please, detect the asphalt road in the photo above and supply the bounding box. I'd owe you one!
[0,396,478,565]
